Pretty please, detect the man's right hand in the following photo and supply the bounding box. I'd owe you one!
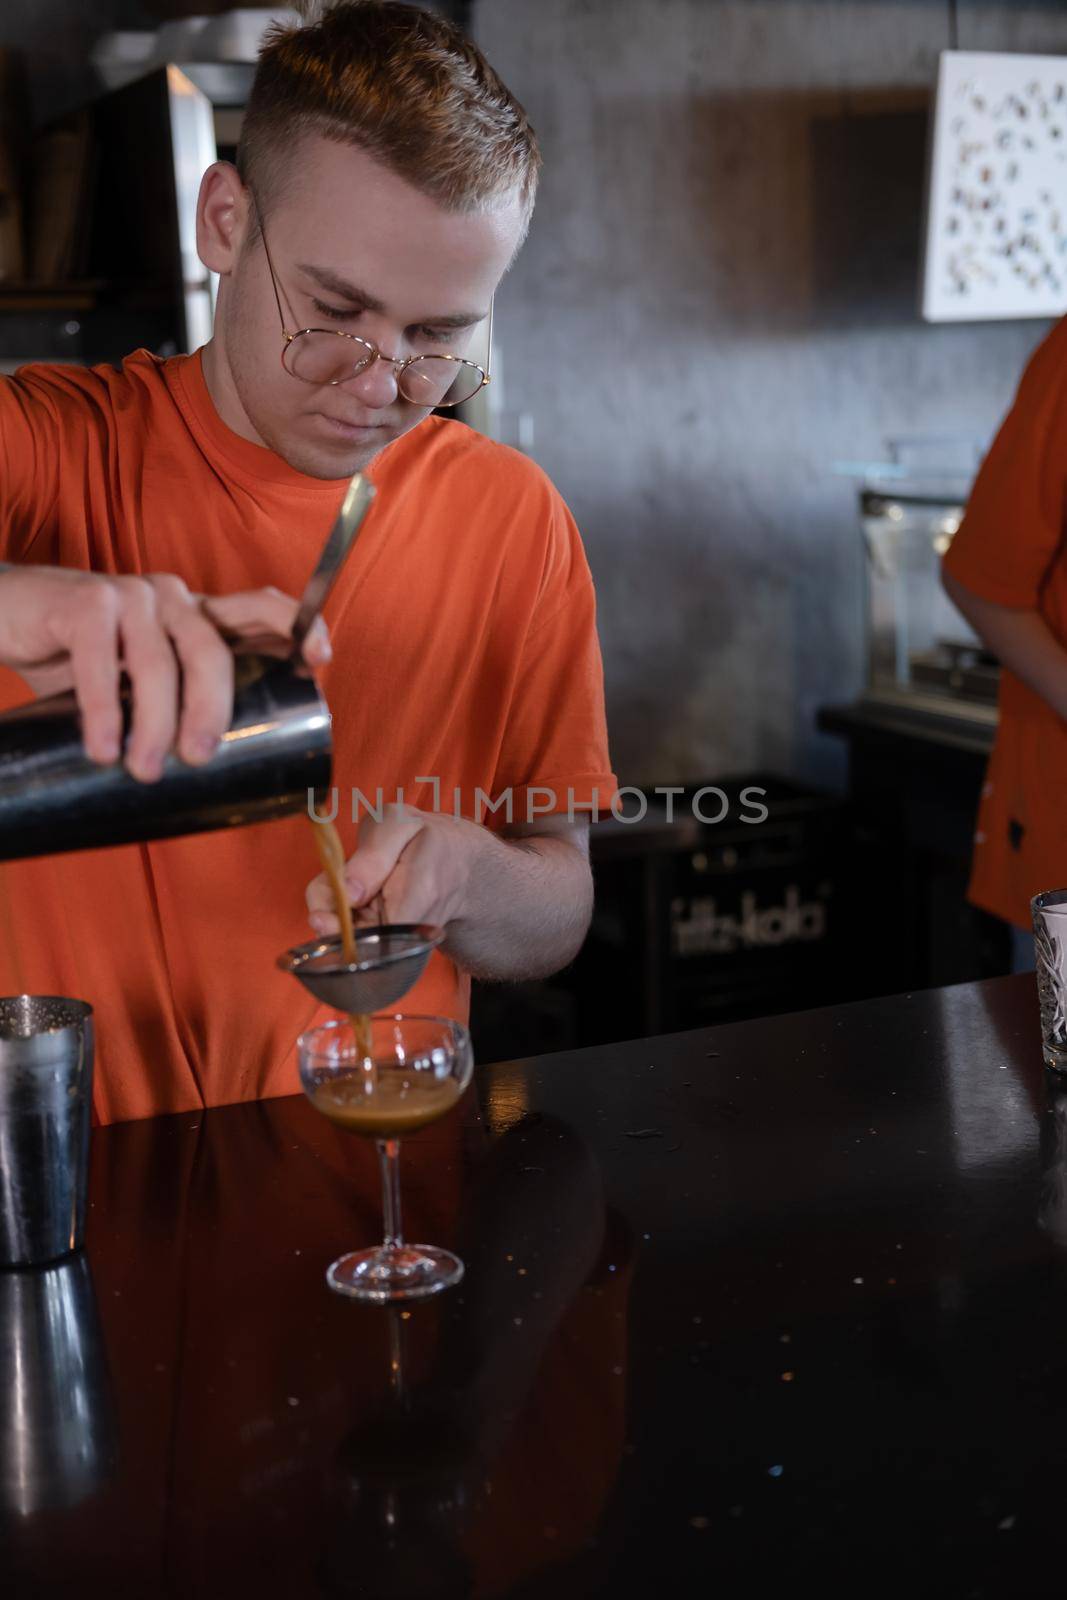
[0,566,332,782]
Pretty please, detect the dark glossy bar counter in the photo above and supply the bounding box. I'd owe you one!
[5,973,1067,1598]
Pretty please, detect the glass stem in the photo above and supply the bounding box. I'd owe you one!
[377,1137,403,1250]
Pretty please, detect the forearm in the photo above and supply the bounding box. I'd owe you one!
[446,822,593,982]
[313,806,596,979]
[942,569,1067,720]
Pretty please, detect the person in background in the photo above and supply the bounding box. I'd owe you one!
[0,1,615,1123]
[942,316,1067,971]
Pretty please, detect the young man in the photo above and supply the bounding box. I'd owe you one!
[942,314,1067,953]
[0,2,615,1123]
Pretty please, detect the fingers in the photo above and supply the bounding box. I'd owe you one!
[203,586,333,668]
[370,818,475,928]
[306,870,341,921]
[113,578,181,782]
[302,615,332,667]
[149,576,233,765]
[305,809,428,937]
[0,569,329,778]
[116,580,312,781]
[305,894,392,938]
[366,844,437,925]
[306,868,355,938]
[67,583,122,763]
[339,808,425,909]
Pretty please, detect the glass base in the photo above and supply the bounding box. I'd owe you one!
[1045,1041,1067,1075]
[326,1243,465,1303]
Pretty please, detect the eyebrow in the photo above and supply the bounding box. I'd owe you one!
[296,262,487,329]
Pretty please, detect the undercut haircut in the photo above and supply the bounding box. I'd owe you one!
[237,1,541,235]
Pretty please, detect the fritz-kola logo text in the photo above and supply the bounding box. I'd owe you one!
[671,885,830,955]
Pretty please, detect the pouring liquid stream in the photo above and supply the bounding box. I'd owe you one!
[311,819,374,1064]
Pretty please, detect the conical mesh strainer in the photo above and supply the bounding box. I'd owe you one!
[277,925,444,1014]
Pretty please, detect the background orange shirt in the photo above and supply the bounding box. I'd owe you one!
[0,350,616,1123]
[943,315,1067,928]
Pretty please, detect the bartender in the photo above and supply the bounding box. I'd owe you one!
[0,0,615,1123]
[942,314,1067,965]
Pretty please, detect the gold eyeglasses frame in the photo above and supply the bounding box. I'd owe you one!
[250,190,493,409]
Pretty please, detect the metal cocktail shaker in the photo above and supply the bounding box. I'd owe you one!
[0,648,331,860]
[0,472,377,862]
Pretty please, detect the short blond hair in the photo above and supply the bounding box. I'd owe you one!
[237,1,541,226]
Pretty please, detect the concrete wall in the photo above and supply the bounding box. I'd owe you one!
[473,0,1067,788]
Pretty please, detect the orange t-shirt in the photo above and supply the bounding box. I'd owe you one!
[942,314,1067,928]
[0,349,616,1123]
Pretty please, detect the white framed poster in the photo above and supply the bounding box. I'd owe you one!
[922,50,1067,322]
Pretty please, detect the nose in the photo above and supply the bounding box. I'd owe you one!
[343,355,400,410]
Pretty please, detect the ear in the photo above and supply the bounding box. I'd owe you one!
[196,161,249,275]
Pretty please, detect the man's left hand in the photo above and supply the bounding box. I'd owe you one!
[306,803,476,931]
[304,804,593,982]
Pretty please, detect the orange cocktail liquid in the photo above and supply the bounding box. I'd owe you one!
[310,1072,461,1137]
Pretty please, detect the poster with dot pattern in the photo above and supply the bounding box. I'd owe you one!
[922,51,1067,321]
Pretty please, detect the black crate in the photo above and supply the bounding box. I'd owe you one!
[471,775,869,1059]
[662,776,850,1029]
[558,775,864,1044]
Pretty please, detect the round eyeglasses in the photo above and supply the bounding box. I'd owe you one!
[280,326,489,407]
[253,191,491,410]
